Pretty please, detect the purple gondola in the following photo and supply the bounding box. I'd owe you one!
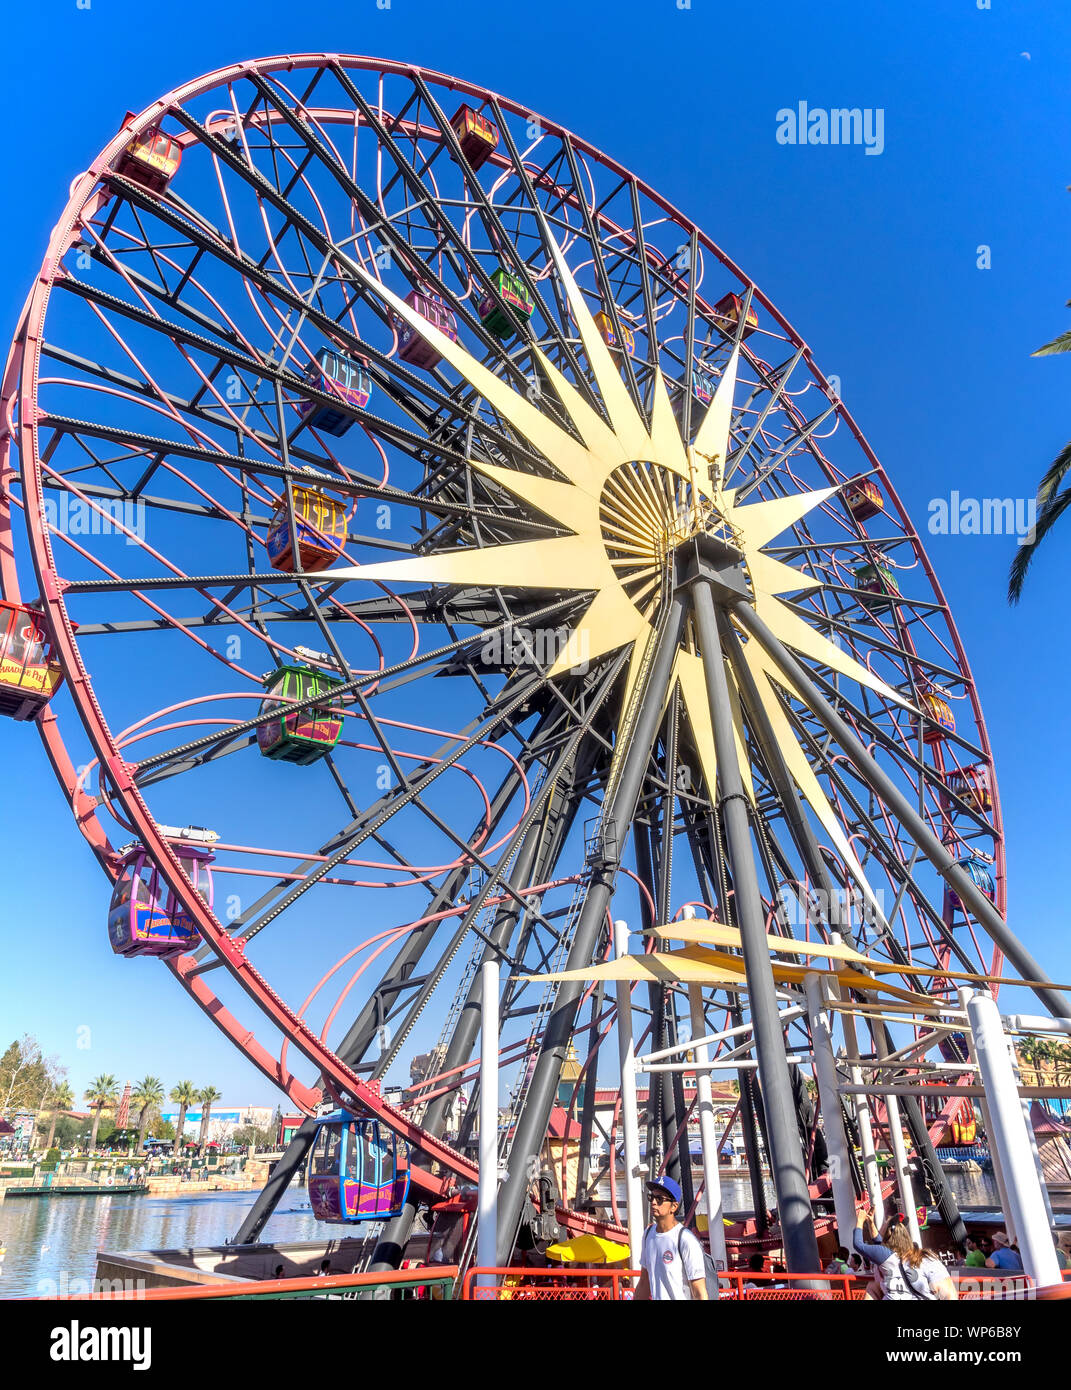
[107,827,216,957]
[307,1111,410,1223]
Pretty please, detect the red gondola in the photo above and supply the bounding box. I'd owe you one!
[396,290,459,370]
[843,475,885,523]
[945,763,992,813]
[116,122,182,194]
[107,827,217,958]
[712,291,758,340]
[449,105,500,170]
[0,601,65,720]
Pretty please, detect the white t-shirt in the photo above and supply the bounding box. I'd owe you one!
[641,1223,706,1300]
[878,1253,950,1300]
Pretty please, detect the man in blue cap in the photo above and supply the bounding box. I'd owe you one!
[633,1176,708,1301]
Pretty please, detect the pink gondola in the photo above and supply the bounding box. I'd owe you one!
[396,290,459,370]
[107,830,216,957]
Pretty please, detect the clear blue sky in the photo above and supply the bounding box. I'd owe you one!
[2,0,1070,1108]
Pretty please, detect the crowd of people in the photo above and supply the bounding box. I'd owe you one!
[815,1205,1071,1300]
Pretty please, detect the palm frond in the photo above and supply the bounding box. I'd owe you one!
[1033,329,1071,357]
[1008,485,1071,602]
[1034,437,1071,508]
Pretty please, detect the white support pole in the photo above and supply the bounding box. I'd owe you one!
[804,973,857,1249]
[874,1028,920,1244]
[681,906,727,1281]
[478,959,500,1287]
[838,1007,884,1224]
[689,985,727,1280]
[614,920,645,1269]
[1009,1047,1056,1229]
[965,989,1062,1288]
[959,989,1016,1247]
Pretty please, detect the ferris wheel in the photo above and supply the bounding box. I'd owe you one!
[1,54,1055,1270]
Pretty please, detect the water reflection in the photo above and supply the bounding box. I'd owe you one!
[0,1188,324,1298]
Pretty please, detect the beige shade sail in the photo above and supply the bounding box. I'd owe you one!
[525,944,932,1004]
[651,920,874,965]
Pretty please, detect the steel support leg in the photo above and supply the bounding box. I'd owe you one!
[689,578,819,1271]
[494,593,689,1264]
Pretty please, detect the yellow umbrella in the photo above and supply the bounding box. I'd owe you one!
[545,1232,632,1264]
[695,1212,736,1233]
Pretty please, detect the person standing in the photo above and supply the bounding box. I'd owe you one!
[985,1231,1023,1272]
[633,1178,708,1301]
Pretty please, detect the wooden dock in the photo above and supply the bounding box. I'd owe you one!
[1,1181,149,1198]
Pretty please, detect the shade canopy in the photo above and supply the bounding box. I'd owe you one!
[526,943,933,1005]
[545,1232,632,1264]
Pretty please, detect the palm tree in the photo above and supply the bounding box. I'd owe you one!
[195,1086,222,1153]
[1017,1036,1040,1085]
[131,1076,165,1157]
[42,1082,74,1150]
[170,1081,196,1159]
[84,1074,118,1152]
[1008,312,1071,602]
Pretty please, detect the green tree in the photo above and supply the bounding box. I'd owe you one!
[169,1080,197,1158]
[50,1115,81,1150]
[231,1124,275,1151]
[0,1036,63,1118]
[39,1082,74,1151]
[1008,308,1071,601]
[131,1076,165,1156]
[154,1120,175,1142]
[85,1074,118,1152]
[195,1086,222,1152]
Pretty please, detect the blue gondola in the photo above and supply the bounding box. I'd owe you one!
[307,1111,410,1223]
[297,348,372,437]
[692,366,717,406]
[944,855,996,915]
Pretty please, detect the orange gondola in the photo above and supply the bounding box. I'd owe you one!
[0,601,65,720]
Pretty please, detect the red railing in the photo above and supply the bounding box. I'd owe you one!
[460,1266,1047,1302]
[461,1267,640,1300]
[40,1266,459,1301]
[719,1272,864,1300]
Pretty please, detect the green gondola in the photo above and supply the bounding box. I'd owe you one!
[257,664,345,765]
[477,267,534,340]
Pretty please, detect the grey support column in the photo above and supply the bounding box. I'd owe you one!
[687,557,820,1272]
[493,592,689,1264]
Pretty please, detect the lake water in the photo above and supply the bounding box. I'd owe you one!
[0,1169,1057,1298]
[0,1187,325,1299]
